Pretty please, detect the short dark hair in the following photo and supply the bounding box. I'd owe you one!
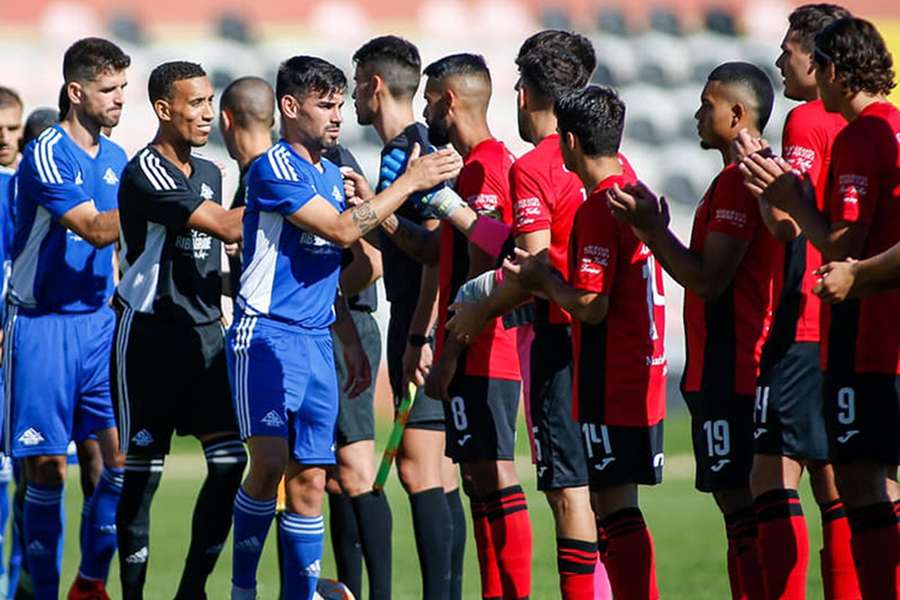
[0,87,22,110]
[58,83,70,117]
[787,4,851,53]
[353,36,421,99]
[814,17,896,96]
[423,53,490,84]
[221,76,275,128]
[276,56,347,107]
[148,61,207,102]
[24,108,59,145]
[708,61,775,132]
[515,30,596,101]
[63,37,131,82]
[555,85,625,157]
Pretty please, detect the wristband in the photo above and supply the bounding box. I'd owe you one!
[469,215,513,258]
[421,186,465,220]
[407,334,434,347]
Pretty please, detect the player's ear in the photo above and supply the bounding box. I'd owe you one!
[565,131,578,153]
[153,98,172,122]
[731,102,745,129]
[280,94,298,120]
[371,74,386,97]
[220,108,232,132]
[66,81,82,109]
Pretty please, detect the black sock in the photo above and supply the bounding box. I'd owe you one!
[117,455,164,600]
[329,492,362,598]
[351,491,393,600]
[175,436,246,599]
[446,489,466,600]
[410,487,452,600]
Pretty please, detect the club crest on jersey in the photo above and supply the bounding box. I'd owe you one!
[103,168,119,185]
[17,428,44,446]
[75,171,84,185]
[200,183,214,200]
[132,429,154,447]
[331,185,342,204]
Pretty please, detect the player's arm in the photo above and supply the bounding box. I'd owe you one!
[608,181,749,300]
[290,146,461,248]
[380,214,441,265]
[59,203,120,248]
[340,239,382,297]
[186,202,244,244]
[331,287,372,399]
[815,240,900,302]
[402,259,440,387]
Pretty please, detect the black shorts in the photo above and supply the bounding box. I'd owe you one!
[333,310,382,446]
[824,371,900,466]
[444,375,520,463]
[683,390,754,493]
[754,342,828,461]
[530,324,589,491]
[580,420,664,488]
[113,310,237,455]
[386,304,445,431]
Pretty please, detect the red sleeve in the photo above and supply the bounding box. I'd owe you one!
[707,170,761,241]
[510,162,551,234]
[827,130,881,224]
[458,159,507,221]
[570,201,618,294]
[782,109,824,184]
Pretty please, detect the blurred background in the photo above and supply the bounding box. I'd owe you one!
[2,0,898,396]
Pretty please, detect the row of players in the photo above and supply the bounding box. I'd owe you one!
[0,4,898,600]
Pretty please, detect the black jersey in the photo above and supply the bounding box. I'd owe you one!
[116,146,223,325]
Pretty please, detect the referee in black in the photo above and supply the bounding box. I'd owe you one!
[112,61,246,600]
[219,76,391,600]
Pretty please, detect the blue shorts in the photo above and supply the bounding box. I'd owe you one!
[4,305,117,457]
[227,315,338,465]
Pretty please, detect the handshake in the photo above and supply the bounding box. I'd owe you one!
[379,147,466,220]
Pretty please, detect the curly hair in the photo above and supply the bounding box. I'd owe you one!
[515,30,596,101]
[814,17,895,96]
[787,4,851,53]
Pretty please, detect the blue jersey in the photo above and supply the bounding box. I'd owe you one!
[10,125,126,313]
[238,141,346,329]
[0,166,15,320]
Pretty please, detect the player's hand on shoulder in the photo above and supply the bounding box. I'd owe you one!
[402,143,463,192]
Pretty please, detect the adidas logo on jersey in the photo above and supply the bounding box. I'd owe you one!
[103,168,119,185]
[125,546,149,564]
[235,536,262,552]
[18,428,44,447]
[260,411,285,428]
[132,429,154,447]
[200,183,214,200]
[27,540,50,555]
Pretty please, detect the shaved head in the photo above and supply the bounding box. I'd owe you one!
[424,53,492,111]
[707,62,774,132]
[220,76,275,129]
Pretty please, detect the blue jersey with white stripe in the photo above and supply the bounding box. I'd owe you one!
[10,125,127,313]
[238,141,345,329]
[0,166,16,320]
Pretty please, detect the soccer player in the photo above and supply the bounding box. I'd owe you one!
[740,17,900,599]
[729,5,861,599]
[5,38,130,600]
[447,30,611,599]
[351,35,466,599]
[113,61,247,600]
[406,53,531,599]
[227,55,460,600]
[608,62,777,600]
[504,84,664,600]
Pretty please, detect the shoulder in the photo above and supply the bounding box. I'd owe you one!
[125,146,177,191]
[22,126,74,183]
[100,136,128,164]
[191,154,222,182]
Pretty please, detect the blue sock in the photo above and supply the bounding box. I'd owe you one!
[0,457,11,579]
[231,487,275,595]
[24,483,64,600]
[8,463,25,598]
[279,512,324,600]
[79,467,123,581]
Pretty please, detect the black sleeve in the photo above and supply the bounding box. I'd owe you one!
[128,153,204,227]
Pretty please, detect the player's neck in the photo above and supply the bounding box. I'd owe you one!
[527,110,557,145]
[843,92,887,122]
[374,102,416,145]
[580,155,623,192]
[451,117,492,157]
[233,129,272,169]
[59,112,101,157]
[151,132,193,175]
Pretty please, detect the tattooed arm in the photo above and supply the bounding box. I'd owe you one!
[288,145,462,247]
[379,214,441,265]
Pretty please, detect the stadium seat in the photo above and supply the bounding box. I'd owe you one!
[633,32,692,87]
[705,8,738,37]
[658,141,722,205]
[541,7,571,31]
[108,12,145,46]
[597,7,629,36]
[218,12,253,44]
[589,34,638,87]
[620,84,681,145]
[649,7,683,37]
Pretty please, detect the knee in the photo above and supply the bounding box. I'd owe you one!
[289,470,327,514]
[338,467,373,497]
[27,456,66,486]
[396,457,426,494]
[246,453,287,495]
[546,487,589,518]
[833,464,888,507]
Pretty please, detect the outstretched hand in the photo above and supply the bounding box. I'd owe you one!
[502,247,546,292]
[403,143,463,192]
[607,180,670,236]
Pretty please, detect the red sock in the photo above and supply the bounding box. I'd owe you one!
[557,537,596,599]
[819,500,861,600]
[471,498,502,599]
[599,508,659,600]
[754,489,809,600]
[485,486,532,599]
[847,502,900,599]
[725,509,767,600]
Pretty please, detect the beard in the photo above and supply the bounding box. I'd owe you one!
[428,119,450,147]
